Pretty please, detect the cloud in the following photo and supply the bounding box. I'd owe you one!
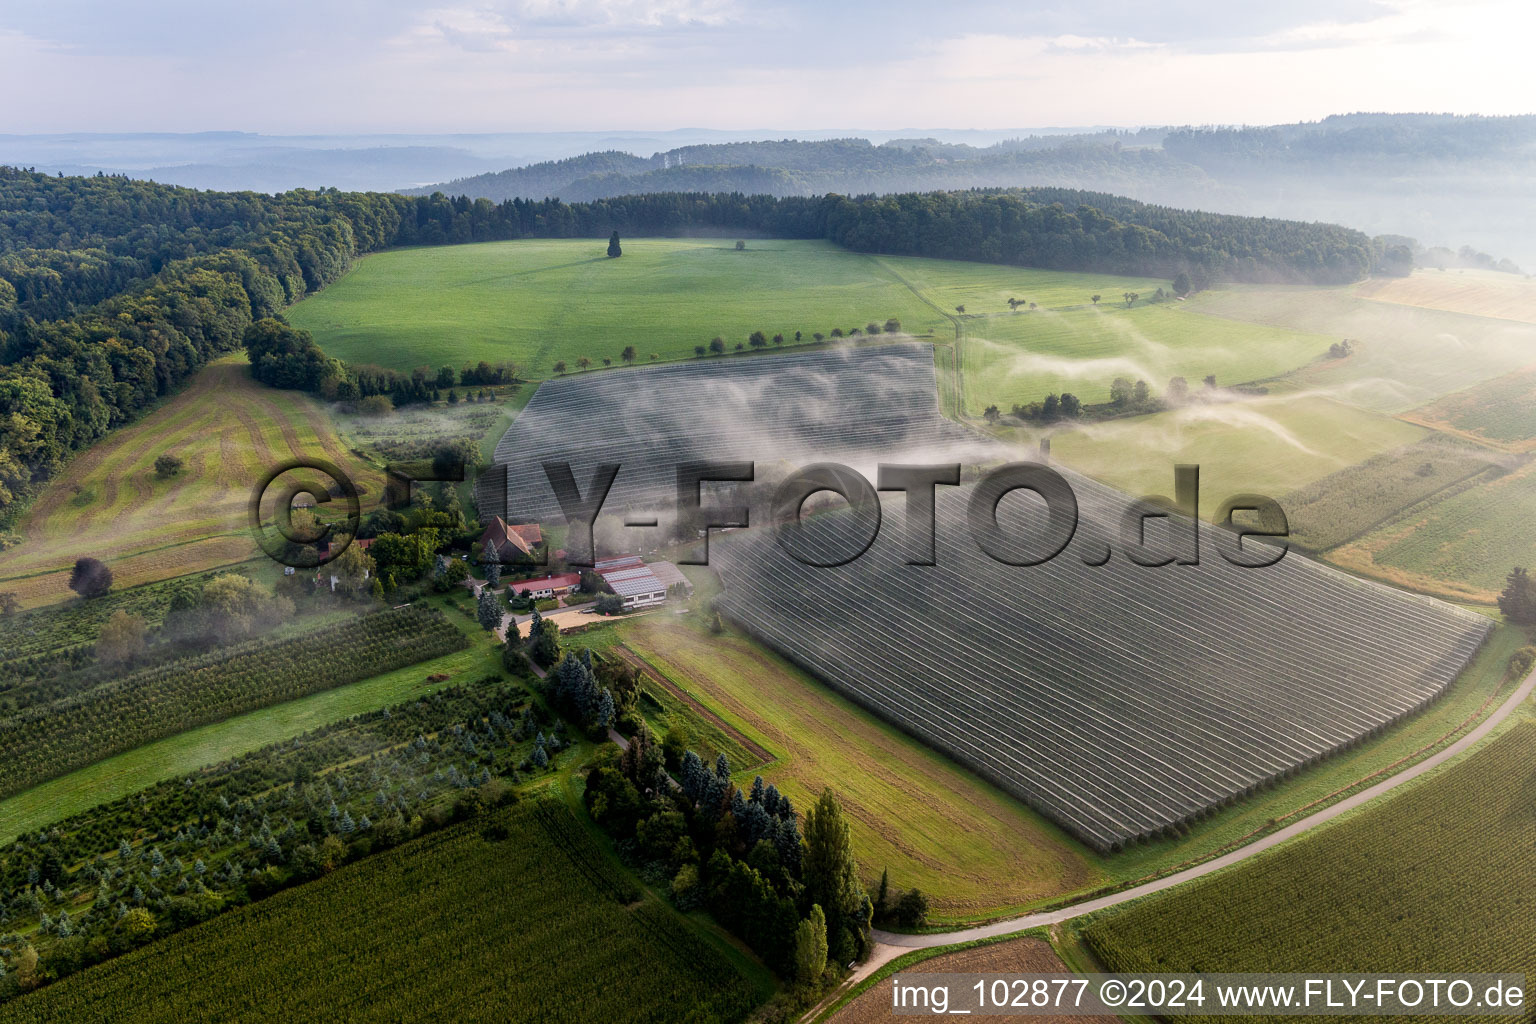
[0,0,1528,132]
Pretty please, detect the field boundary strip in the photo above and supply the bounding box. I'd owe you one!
[613,643,776,767]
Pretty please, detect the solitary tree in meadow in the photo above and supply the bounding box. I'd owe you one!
[709,337,725,355]
[577,356,591,369]
[621,345,637,364]
[694,345,707,357]
[154,454,184,478]
[1091,294,1101,305]
[607,232,622,258]
[735,240,746,250]
[553,360,567,374]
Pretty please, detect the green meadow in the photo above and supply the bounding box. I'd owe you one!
[1050,395,1427,519]
[288,238,947,374]
[958,303,1334,413]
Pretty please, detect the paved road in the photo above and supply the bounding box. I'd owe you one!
[873,664,1536,950]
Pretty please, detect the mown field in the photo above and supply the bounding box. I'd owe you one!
[1188,287,1536,413]
[616,616,1104,922]
[288,238,948,374]
[0,800,769,1024]
[1357,268,1536,324]
[959,303,1333,413]
[1079,717,1536,1015]
[0,356,379,609]
[1049,395,1426,520]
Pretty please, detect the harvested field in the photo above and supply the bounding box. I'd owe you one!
[1358,268,1536,324]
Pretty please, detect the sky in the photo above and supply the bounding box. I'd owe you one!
[1,0,1532,133]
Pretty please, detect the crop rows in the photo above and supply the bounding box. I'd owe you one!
[478,342,986,523]
[710,471,1489,852]
[0,802,763,1024]
[0,606,466,800]
[1080,722,1536,1020]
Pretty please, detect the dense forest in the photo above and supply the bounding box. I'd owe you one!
[0,167,1377,527]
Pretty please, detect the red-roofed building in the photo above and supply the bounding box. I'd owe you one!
[506,572,581,599]
[479,517,543,562]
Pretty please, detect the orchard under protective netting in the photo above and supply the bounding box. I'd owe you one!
[709,476,1490,852]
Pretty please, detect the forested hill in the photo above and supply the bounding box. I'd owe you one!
[0,169,1372,527]
[407,136,1210,205]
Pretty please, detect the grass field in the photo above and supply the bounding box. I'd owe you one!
[1188,286,1536,412]
[615,616,1105,922]
[871,255,1166,316]
[1048,395,1427,520]
[1280,435,1507,552]
[1078,714,1536,1002]
[1402,367,1536,450]
[959,303,1334,413]
[288,238,949,374]
[0,356,379,609]
[0,800,770,1024]
[1331,457,1536,603]
[1358,268,1536,324]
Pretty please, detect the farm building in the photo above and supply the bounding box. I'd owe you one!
[479,517,543,561]
[506,572,581,599]
[594,556,670,609]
